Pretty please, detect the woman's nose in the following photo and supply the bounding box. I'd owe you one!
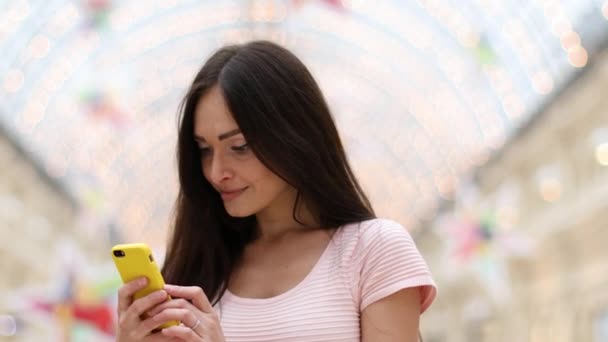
[208,154,232,183]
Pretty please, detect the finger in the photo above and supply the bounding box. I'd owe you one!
[122,290,168,328]
[134,310,183,337]
[164,285,213,312]
[147,298,193,316]
[145,332,183,342]
[151,308,197,329]
[117,277,148,313]
[161,325,201,340]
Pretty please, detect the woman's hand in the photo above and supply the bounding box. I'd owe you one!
[146,284,225,342]
[115,277,182,342]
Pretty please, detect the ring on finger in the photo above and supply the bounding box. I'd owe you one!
[190,319,201,330]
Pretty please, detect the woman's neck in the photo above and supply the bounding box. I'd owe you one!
[254,188,319,242]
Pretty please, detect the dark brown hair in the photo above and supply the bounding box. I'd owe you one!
[161,40,375,304]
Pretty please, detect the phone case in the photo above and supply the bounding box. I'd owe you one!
[112,243,179,329]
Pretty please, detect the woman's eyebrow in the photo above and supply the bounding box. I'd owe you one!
[218,128,241,140]
[194,128,242,142]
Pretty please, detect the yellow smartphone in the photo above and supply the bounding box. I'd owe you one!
[111,243,179,329]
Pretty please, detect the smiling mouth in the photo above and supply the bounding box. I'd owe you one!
[219,187,247,201]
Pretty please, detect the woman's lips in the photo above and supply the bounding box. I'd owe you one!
[220,187,247,201]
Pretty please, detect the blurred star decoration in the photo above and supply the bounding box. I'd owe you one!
[472,36,498,65]
[434,183,536,303]
[81,0,114,31]
[15,238,121,340]
[79,87,130,129]
[30,271,118,338]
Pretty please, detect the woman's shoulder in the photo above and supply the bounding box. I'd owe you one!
[338,217,411,243]
[334,218,413,257]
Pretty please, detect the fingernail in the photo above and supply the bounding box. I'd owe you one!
[156,291,166,299]
[139,277,148,286]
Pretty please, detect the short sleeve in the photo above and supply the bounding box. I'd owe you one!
[353,219,437,313]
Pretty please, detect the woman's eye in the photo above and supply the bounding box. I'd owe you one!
[232,144,249,153]
[198,146,211,155]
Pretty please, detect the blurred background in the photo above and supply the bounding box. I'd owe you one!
[1,0,607,341]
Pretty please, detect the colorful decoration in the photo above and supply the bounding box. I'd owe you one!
[470,35,498,65]
[10,239,123,340]
[29,268,121,338]
[81,0,113,31]
[438,206,533,263]
[79,88,129,129]
[435,203,535,303]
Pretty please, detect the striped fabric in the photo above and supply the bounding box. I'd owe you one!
[217,218,437,341]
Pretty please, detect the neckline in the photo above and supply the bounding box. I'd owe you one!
[223,226,342,304]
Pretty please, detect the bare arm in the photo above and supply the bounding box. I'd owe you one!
[361,287,422,342]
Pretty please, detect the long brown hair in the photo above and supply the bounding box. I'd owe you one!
[162,40,375,304]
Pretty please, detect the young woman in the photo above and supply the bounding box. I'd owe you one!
[116,40,436,342]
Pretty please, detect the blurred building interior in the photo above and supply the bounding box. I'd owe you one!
[1,0,608,341]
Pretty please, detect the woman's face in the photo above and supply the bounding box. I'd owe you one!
[193,85,291,217]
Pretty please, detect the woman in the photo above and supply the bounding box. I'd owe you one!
[116,40,436,341]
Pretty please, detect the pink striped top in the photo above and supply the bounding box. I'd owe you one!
[216,218,437,341]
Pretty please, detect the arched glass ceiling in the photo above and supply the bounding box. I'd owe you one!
[1,0,607,245]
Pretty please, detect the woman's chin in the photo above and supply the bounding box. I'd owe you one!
[224,205,253,218]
